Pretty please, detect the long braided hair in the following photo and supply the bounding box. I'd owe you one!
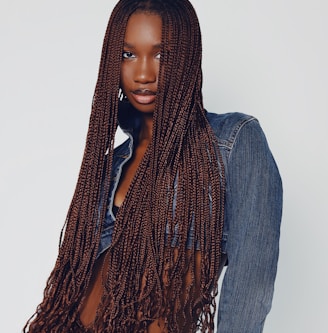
[24,0,225,332]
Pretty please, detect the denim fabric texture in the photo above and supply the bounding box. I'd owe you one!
[97,111,282,333]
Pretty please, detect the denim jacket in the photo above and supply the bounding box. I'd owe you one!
[98,111,282,333]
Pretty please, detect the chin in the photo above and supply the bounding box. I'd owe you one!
[132,103,155,114]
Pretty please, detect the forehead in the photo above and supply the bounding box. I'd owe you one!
[124,12,162,44]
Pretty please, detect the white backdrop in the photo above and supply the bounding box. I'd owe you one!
[1,1,327,332]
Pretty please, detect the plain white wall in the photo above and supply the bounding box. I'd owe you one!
[1,0,327,332]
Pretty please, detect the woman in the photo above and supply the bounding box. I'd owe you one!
[24,0,282,332]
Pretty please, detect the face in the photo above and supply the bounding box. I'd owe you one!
[120,12,162,114]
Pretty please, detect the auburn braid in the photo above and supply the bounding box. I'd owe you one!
[24,1,225,332]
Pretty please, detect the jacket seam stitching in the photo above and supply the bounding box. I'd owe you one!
[228,117,257,158]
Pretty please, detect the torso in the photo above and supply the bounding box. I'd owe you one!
[79,134,202,332]
[79,112,239,331]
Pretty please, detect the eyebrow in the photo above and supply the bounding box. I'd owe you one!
[123,42,162,49]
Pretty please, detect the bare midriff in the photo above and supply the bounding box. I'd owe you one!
[79,248,201,332]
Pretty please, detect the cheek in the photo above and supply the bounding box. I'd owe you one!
[158,64,164,85]
[121,70,137,96]
[120,65,130,89]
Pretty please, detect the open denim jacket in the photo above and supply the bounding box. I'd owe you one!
[97,111,282,333]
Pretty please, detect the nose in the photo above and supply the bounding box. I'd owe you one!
[134,57,157,84]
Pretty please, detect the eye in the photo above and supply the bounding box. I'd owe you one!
[155,52,161,60]
[122,51,135,59]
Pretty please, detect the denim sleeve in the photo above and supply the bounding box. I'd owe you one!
[217,119,283,333]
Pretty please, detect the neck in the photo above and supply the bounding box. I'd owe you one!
[139,113,153,142]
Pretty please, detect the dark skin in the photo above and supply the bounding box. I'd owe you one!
[80,13,216,332]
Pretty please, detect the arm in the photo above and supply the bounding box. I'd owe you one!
[217,119,282,333]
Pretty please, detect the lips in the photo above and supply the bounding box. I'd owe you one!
[131,89,156,105]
